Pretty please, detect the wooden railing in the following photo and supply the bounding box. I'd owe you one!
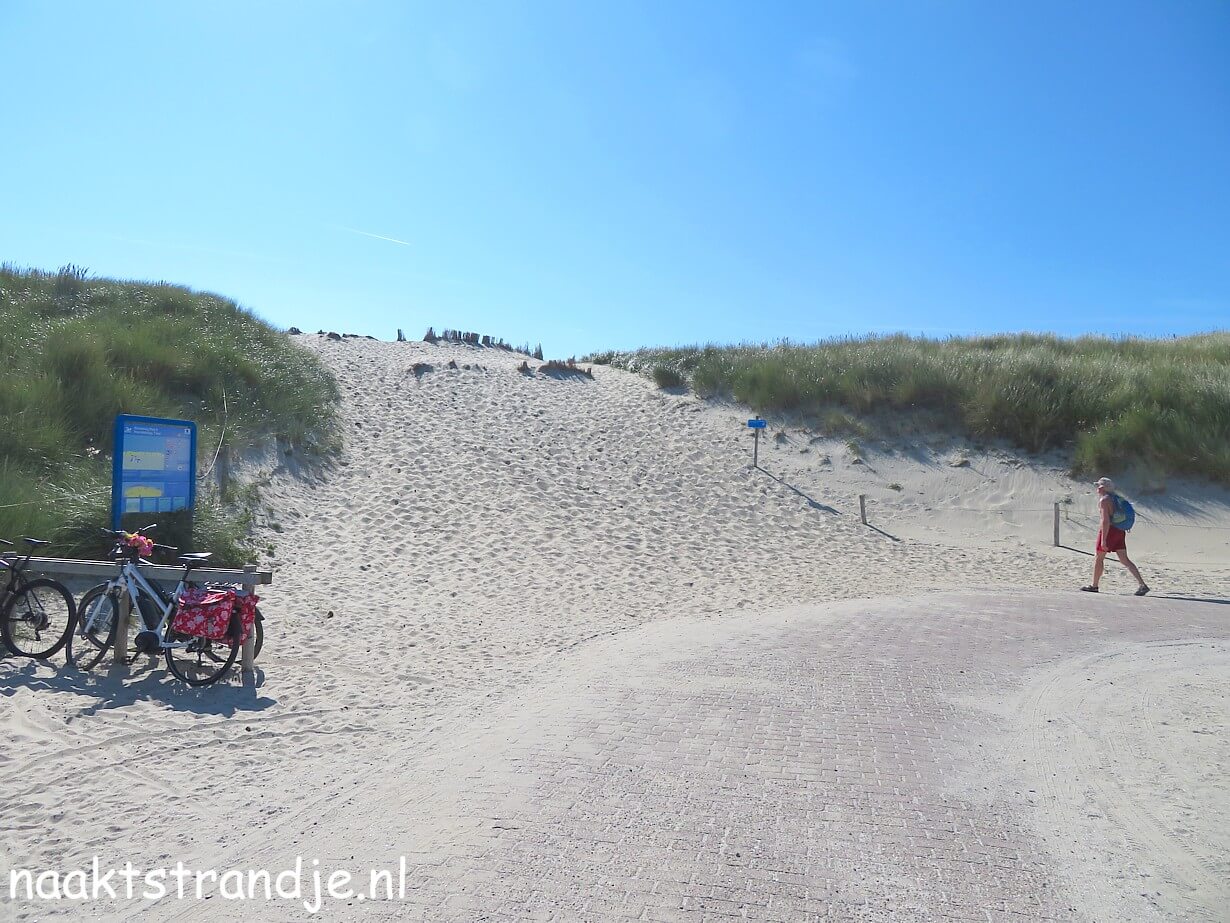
[22,558,273,676]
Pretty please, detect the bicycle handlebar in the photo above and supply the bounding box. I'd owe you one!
[103,527,175,561]
[100,523,158,537]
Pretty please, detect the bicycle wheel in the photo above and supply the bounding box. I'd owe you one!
[67,585,117,671]
[1,578,75,659]
[165,614,239,686]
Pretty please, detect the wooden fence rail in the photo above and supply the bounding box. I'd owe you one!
[22,557,273,676]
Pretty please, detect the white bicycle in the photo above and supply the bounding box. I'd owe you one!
[67,527,262,686]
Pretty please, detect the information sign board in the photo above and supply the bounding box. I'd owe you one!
[111,415,197,530]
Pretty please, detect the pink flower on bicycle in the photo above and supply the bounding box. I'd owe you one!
[123,533,154,557]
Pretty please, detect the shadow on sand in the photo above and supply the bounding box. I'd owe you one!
[1153,594,1230,607]
[756,467,841,515]
[866,523,902,543]
[0,657,276,718]
[1060,544,1155,568]
[755,466,903,540]
[1059,544,1095,557]
[1054,546,1226,604]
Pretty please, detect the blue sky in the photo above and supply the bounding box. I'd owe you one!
[1,1,1227,355]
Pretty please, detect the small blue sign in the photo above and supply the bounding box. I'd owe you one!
[747,418,767,429]
[111,415,197,529]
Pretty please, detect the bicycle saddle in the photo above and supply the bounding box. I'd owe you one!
[178,553,213,569]
[22,537,50,547]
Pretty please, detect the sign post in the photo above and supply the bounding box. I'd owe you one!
[747,417,766,467]
[112,415,197,547]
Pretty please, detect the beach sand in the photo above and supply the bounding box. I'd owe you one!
[2,335,1227,920]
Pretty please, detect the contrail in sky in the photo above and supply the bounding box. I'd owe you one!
[335,225,414,247]
[326,222,471,287]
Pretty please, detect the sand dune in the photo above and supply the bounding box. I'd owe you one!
[1,335,1227,920]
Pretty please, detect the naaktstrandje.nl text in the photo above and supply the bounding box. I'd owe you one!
[7,856,411,914]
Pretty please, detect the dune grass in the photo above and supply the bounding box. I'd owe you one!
[0,265,340,561]
[588,333,1230,485]
[651,365,685,389]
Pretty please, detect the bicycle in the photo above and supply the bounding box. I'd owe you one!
[67,527,261,686]
[0,537,77,660]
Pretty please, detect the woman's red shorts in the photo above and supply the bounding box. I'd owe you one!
[1097,526,1127,553]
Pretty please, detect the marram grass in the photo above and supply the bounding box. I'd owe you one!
[0,265,340,561]
[588,333,1230,485]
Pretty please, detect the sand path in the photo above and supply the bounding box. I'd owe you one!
[175,591,1229,922]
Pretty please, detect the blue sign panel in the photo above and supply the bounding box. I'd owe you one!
[111,415,197,529]
[747,418,767,429]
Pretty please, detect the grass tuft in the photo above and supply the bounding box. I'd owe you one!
[651,365,685,389]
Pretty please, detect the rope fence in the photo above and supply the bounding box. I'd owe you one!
[855,494,1230,567]
[1060,508,1230,532]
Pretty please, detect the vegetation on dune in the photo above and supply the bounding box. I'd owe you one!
[0,264,340,562]
[588,333,1230,485]
[651,365,685,389]
[421,327,544,359]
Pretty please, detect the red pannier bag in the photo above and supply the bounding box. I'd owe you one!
[172,587,259,644]
[231,591,259,644]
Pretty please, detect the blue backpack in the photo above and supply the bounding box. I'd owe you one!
[1110,494,1136,531]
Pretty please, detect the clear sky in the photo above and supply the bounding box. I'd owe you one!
[2,1,1227,355]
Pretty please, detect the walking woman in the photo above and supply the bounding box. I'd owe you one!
[1081,477,1149,596]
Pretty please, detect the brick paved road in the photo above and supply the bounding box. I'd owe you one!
[180,591,1229,922]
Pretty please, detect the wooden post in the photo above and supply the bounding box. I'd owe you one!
[859,494,867,525]
[241,563,257,675]
[1053,502,1061,547]
[216,442,231,493]
[753,427,760,468]
[111,594,131,672]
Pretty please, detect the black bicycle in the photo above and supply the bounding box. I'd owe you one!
[0,537,77,659]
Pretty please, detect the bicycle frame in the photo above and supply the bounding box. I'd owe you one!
[2,552,45,616]
[81,559,194,650]
[0,555,17,603]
